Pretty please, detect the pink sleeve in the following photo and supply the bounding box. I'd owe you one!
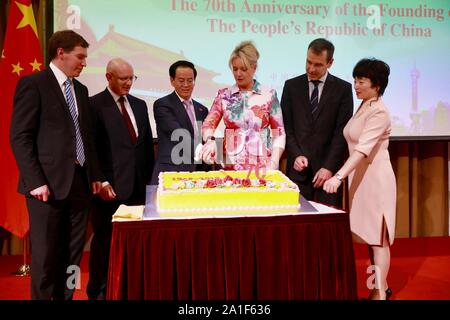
[354,107,390,156]
[268,89,286,148]
[202,90,224,133]
[269,90,285,131]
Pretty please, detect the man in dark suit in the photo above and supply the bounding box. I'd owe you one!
[280,38,353,207]
[86,58,154,300]
[151,60,209,184]
[10,30,101,300]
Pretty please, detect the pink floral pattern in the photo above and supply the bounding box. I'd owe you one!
[202,80,285,169]
[169,175,276,190]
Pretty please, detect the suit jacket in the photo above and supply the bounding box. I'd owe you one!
[10,67,100,199]
[151,91,209,184]
[280,73,353,182]
[90,89,154,201]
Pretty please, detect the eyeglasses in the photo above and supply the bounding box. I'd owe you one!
[111,74,138,82]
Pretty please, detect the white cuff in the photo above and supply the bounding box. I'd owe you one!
[272,132,286,149]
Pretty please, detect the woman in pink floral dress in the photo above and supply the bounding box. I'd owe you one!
[202,41,285,171]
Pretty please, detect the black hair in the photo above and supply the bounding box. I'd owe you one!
[48,30,89,61]
[169,60,197,79]
[308,38,335,62]
[353,58,390,96]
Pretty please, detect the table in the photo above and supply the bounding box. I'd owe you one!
[107,193,358,300]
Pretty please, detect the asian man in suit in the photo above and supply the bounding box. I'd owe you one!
[10,30,102,300]
[87,58,154,300]
[151,60,209,184]
[280,38,353,207]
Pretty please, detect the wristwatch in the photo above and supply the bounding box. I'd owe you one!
[334,173,343,181]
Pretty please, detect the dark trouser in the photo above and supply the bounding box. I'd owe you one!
[27,165,91,300]
[87,181,145,300]
[86,198,119,300]
[294,167,343,209]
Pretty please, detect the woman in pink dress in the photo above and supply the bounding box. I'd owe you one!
[323,58,396,300]
[201,41,285,171]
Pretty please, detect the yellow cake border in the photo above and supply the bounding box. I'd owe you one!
[156,170,300,217]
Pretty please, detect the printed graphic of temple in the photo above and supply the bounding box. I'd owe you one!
[54,3,225,136]
[54,1,449,137]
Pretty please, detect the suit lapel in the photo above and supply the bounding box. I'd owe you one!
[103,89,124,122]
[45,68,78,134]
[170,91,194,135]
[45,68,70,113]
[127,95,144,142]
[194,99,209,135]
[105,90,140,145]
[298,76,314,125]
[192,99,206,125]
[312,74,335,121]
[73,79,85,122]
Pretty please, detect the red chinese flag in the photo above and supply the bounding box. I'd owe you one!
[0,0,43,238]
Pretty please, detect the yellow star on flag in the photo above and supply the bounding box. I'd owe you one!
[15,1,38,38]
[1,49,5,59]
[12,62,24,76]
[29,58,42,72]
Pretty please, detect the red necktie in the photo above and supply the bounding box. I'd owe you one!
[118,96,137,144]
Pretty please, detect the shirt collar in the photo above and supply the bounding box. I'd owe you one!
[107,86,126,103]
[174,90,192,104]
[49,62,70,87]
[308,71,328,84]
[230,79,261,95]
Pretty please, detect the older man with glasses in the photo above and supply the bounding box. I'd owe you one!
[86,58,155,300]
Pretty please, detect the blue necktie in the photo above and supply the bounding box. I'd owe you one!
[310,80,321,114]
[64,78,86,166]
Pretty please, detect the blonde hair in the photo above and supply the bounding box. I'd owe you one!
[228,41,259,70]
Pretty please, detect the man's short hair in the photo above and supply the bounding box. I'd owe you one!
[308,38,335,62]
[169,60,197,79]
[48,30,89,61]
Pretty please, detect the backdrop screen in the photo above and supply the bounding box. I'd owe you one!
[54,0,450,138]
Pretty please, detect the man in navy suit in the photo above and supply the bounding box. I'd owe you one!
[151,60,209,184]
[10,30,102,300]
[86,58,154,299]
[280,38,353,207]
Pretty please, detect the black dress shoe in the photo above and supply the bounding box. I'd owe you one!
[385,288,392,300]
[368,288,392,300]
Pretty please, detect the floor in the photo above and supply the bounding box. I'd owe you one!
[1,236,449,300]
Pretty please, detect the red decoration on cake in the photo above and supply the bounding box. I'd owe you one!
[205,179,217,188]
[242,178,251,187]
[233,177,242,185]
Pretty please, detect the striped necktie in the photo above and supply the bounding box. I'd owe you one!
[64,78,85,165]
[310,80,321,114]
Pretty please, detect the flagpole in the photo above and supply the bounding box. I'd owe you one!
[12,234,30,276]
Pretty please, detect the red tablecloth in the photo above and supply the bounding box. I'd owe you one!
[107,210,357,300]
